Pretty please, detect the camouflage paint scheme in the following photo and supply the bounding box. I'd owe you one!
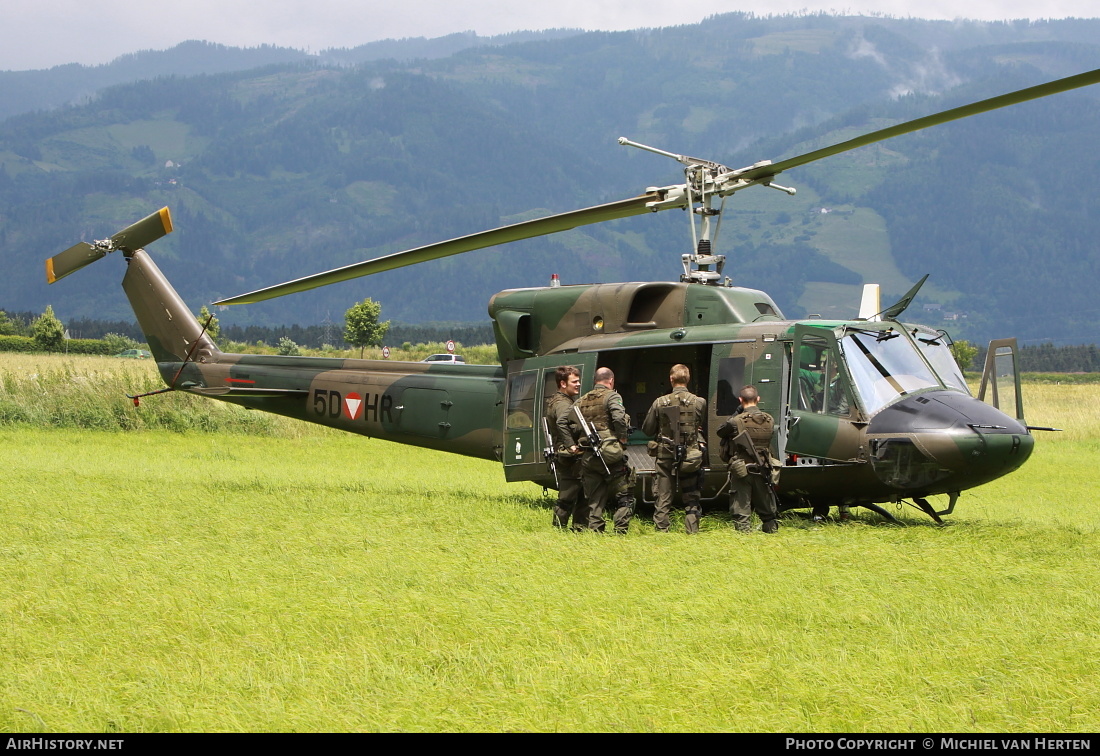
[119,248,1032,517]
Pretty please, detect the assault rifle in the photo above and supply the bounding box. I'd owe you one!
[731,429,781,510]
[573,405,611,475]
[541,416,560,488]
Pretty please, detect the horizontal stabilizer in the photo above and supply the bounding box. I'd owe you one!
[188,386,310,398]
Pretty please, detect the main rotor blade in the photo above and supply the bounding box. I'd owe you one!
[214,193,659,305]
[736,67,1100,182]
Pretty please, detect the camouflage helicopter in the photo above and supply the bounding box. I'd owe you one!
[47,68,1099,523]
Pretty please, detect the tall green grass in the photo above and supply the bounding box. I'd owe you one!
[0,354,292,434]
[0,351,498,434]
[1,423,1097,732]
[1,355,1098,731]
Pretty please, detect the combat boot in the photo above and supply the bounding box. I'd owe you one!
[762,519,779,534]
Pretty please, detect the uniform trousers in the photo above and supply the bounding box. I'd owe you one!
[582,460,635,534]
[654,458,702,534]
[552,456,589,531]
[729,470,778,532]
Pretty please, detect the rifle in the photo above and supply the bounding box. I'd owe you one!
[541,416,560,488]
[731,429,781,510]
[573,405,611,475]
[731,429,765,469]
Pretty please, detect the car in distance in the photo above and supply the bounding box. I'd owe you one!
[113,349,153,359]
[421,354,465,364]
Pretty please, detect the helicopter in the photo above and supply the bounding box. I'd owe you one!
[46,67,1099,523]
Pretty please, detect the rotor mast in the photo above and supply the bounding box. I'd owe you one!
[618,137,796,286]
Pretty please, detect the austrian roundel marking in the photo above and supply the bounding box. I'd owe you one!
[344,392,363,420]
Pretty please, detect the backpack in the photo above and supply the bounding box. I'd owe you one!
[719,410,774,464]
[741,411,774,451]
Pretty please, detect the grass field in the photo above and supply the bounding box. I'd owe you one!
[1,355,1098,732]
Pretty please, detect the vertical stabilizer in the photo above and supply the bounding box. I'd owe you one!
[122,249,218,363]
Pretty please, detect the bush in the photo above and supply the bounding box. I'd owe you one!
[65,339,114,355]
[277,337,301,356]
[102,332,139,353]
[0,335,36,352]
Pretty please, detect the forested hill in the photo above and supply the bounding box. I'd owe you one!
[0,31,583,121]
[1,13,1099,345]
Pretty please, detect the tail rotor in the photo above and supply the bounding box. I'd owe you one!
[46,207,173,283]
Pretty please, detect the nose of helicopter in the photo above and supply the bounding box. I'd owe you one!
[865,391,1034,494]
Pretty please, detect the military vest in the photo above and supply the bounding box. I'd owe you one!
[657,390,702,448]
[577,385,613,431]
[736,408,774,451]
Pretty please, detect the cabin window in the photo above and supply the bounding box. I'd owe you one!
[716,357,745,416]
[506,372,537,430]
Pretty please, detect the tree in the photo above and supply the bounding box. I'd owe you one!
[951,339,979,372]
[343,298,390,358]
[196,305,220,340]
[277,336,301,356]
[0,310,16,336]
[32,305,65,353]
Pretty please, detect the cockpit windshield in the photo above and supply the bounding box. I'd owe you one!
[911,330,970,393]
[840,328,943,414]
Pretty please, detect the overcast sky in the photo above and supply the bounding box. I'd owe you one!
[3,0,1098,71]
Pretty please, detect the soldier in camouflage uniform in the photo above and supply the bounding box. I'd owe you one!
[642,364,707,534]
[545,365,589,531]
[717,385,779,534]
[568,367,636,534]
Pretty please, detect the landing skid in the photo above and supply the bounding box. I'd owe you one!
[861,502,903,525]
[911,497,945,524]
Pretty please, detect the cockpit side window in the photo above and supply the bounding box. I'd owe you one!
[796,335,851,416]
[912,329,970,393]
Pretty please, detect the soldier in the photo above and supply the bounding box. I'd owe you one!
[569,367,635,534]
[544,365,588,531]
[717,385,780,534]
[642,364,707,534]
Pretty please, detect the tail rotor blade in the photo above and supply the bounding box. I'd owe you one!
[46,242,106,284]
[110,206,173,252]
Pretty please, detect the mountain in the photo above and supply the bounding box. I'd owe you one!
[2,12,1099,345]
[0,31,585,122]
